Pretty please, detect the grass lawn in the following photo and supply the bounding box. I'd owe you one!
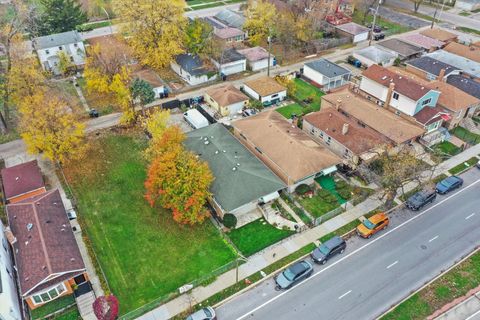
[433,141,461,156]
[30,295,76,320]
[458,26,480,36]
[292,78,324,112]
[382,250,480,320]
[451,126,480,145]
[227,218,294,256]
[276,103,304,119]
[448,157,479,175]
[300,189,340,218]
[54,307,81,320]
[63,131,235,314]
[352,9,412,35]
[76,78,116,116]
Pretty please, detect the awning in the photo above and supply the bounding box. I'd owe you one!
[259,191,280,203]
[321,165,337,176]
[440,113,452,121]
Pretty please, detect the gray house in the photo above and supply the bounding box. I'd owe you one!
[171,54,217,86]
[303,59,351,91]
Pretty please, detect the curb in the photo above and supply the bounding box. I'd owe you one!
[377,246,480,320]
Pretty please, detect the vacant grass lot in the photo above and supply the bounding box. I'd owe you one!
[352,10,412,35]
[227,218,294,256]
[63,131,235,313]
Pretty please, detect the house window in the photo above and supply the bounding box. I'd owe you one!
[33,296,42,304]
[422,98,432,106]
[319,131,324,137]
[426,121,441,132]
[58,46,63,50]
[271,94,279,98]
[395,110,401,116]
[326,136,331,145]
[426,73,436,81]
[310,128,315,134]
[31,283,67,305]
[393,92,399,100]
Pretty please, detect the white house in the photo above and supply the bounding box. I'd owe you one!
[303,58,351,91]
[212,48,246,76]
[32,30,85,75]
[132,68,167,99]
[335,22,370,43]
[171,54,217,86]
[237,47,275,71]
[205,84,249,117]
[243,76,287,106]
[0,221,21,320]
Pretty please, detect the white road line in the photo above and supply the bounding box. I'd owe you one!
[234,178,480,320]
[338,290,352,300]
[386,261,398,269]
[429,235,439,242]
[466,213,476,220]
[465,308,480,320]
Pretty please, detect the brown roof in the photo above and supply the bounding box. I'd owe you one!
[1,160,45,200]
[443,42,480,63]
[303,109,389,155]
[420,28,458,42]
[244,76,286,97]
[322,88,425,144]
[132,68,164,88]
[413,106,443,125]
[233,109,340,183]
[7,190,85,296]
[205,84,249,107]
[427,80,480,112]
[363,64,433,101]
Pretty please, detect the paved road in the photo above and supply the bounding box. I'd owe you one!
[216,170,480,320]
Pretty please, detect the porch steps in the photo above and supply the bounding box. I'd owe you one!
[76,291,96,320]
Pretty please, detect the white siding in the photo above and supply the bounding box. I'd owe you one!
[353,53,395,67]
[152,86,165,99]
[219,60,246,75]
[225,101,245,116]
[359,77,389,101]
[389,92,417,116]
[250,58,274,71]
[303,65,326,86]
[353,32,369,43]
[37,41,85,75]
[170,62,217,86]
[260,90,287,104]
[243,84,260,100]
[0,221,21,320]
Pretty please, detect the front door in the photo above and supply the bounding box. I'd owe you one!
[464,107,471,118]
[73,274,87,285]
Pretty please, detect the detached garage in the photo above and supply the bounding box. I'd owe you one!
[243,76,287,106]
[212,48,246,76]
[303,58,351,91]
[335,22,370,43]
[237,46,275,71]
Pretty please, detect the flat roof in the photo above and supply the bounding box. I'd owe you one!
[443,42,480,63]
[420,28,458,42]
[237,46,270,62]
[305,58,351,78]
[185,123,285,212]
[244,76,286,96]
[426,50,480,78]
[399,33,445,50]
[376,38,423,57]
[335,22,370,35]
[406,56,460,77]
[354,46,397,63]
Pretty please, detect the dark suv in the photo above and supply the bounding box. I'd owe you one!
[311,236,346,265]
[405,189,436,211]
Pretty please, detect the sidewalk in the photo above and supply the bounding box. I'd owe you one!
[138,143,480,320]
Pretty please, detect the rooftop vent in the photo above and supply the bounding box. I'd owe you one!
[15,176,19,181]
[26,223,33,231]
[204,140,209,145]
[232,167,237,171]
[222,150,226,153]
[215,150,219,154]
[381,76,387,80]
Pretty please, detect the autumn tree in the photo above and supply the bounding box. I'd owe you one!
[140,108,170,141]
[58,51,75,76]
[37,0,87,35]
[185,18,214,57]
[243,0,277,46]
[113,0,187,70]
[93,295,119,320]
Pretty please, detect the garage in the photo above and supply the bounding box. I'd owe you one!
[212,48,247,76]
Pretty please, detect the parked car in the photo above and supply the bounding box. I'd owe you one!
[356,212,389,239]
[347,56,362,68]
[186,307,216,320]
[311,236,346,265]
[367,24,382,33]
[405,189,436,211]
[275,260,313,289]
[476,160,480,169]
[373,33,385,41]
[242,108,257,117]
[435,176,463,194]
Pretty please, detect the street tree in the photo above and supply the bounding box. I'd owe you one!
[413,0,424,12]
[130,78,155,114]
[140,108,170,142]
[113,0,187,70]
[37,0,87,35]
[243,0,277,46]
[185,18,214,57]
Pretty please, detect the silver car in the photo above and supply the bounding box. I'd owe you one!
[186,306,216,320]
[275,260,313,290]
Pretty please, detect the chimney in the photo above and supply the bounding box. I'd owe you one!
[385,82,395,107]
[342,123,349,135]
[438,68,446,81]
[335,99,342,110]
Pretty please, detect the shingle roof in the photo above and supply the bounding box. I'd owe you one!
[354,46,397,64]
[237,47,270,62]
[215,48,245,64]
[420,28,458,42]
[413,105,444,125]
[399,33,445,50]
[6,190,85,296]
[233,110,341,183]
[447,74,480,100]
[132,68,164,88]
[185,124,285,212]
[322,88,424,144]
[376,38,424,58]
[303,109,389,155]
[244,76,286,96]
[406,56,460,78]
[305,58,351,78]
[214,9,245,29]
[33,31,82,50]
[362,64,433,101]
[427,80,480,112]
[335,22,370,35]
[175,54,211,76]
[1,160,45,200]
[203,17,244,39]
[205,84,248,107]
[443,42,480,63]
[426,50,480,78]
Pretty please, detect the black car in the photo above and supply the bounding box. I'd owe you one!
[373,33,385,41]
[405,189,436,211]
[275,260,314,290]
[311,236,346,265]
[435,176,463,194]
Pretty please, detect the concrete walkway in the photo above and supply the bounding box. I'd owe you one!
[137,143,480,320]
[433,287,480,320]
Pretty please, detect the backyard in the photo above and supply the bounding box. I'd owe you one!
[276,79,325,119]
[352,9,412,35]
[227,218,294,256]
[63,130,235,314]
[451,126,480,145]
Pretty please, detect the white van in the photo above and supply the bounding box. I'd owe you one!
[183,109,209,129]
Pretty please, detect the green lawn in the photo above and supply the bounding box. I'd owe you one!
[458,26,480,36]
[432,141,461,157]
[448,157,479,175]
[382,250,480,320]
[299,189,340,218]
[276,103,304,119]
[31,295,75,320]
[352,9,412,35]
[292,78,324,112]
[227,218,294,256]
[451,126,480,145]
[63,132,235,314]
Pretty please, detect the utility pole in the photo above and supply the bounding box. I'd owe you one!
[235,253,248,283]
[368,0,383,47]
[267,35,272,76]
[101,7,113,35]
[431,0,446,29]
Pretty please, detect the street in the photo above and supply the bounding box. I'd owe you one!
[215,169,480,320]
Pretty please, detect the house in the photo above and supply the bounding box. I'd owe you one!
[204,84,249,117]
[420,28,458,43]
[233,109,341,191]
[1,160,46,204]
[426,50,480,78]
[360,64,440,117]
[406,56,460,81]
[214,9,246,30]
[202,17,245,43]
[132,68,167,99]
[211,48,246,76]
[184,124,286,218]
[0,220,21,320]
[455,0,480,11]
[376,39,423,60]
[32,31,85,75]
[443,42,480,63]
[399,33,445,52]
[237,47,275,71]
[303,59,351,91]
[171,54,217,86]
[427,80,480,129]
[335,22,370,43]
[303,108,389,164]
[243,76,287,106]
[322,88,425,145]
[447,74,480,100]
[353,46,397,68]
[6,190,88,310]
